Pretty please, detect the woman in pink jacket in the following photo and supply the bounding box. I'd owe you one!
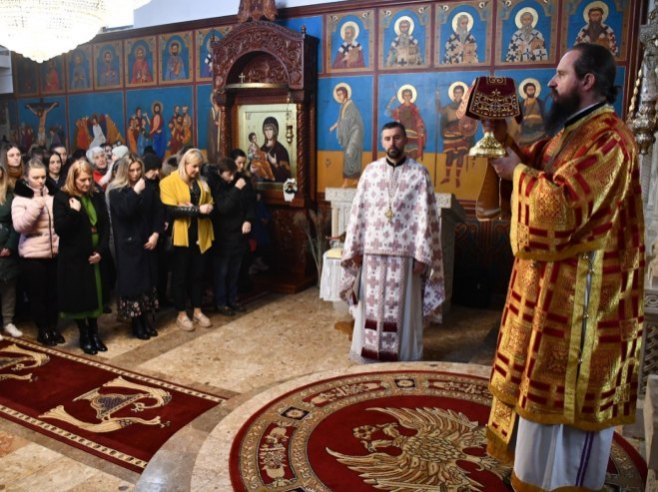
[12,158,60,345]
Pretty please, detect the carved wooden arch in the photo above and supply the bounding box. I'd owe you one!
[212,21,311,91]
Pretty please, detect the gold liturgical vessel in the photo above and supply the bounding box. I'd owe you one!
[463,76,522,220]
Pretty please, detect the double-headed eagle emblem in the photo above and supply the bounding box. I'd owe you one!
[327,406,509,491]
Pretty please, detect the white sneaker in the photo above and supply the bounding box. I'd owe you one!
[4,323,22,337]
[176,316,195,332]
[193,312,212,328]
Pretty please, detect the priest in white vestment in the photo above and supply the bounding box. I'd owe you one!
[340,121,444,362]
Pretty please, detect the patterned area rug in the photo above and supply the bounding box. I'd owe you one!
[230,370,646,491]
[0,338,224,473]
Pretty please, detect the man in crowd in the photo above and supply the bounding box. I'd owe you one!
[340,122,444,362]
[488,43,644,490]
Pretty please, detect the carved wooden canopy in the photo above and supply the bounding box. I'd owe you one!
[209,20,319,290]
[210,19,318,210]
[211,21,316,96]
[237,0,277,23]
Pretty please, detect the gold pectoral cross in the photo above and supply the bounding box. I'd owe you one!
[385,207,394,222]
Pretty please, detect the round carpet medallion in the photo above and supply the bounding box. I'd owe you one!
[230,370,646,491]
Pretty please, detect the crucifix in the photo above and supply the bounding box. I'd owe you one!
[239,73,246,84]
[25,98,59,146]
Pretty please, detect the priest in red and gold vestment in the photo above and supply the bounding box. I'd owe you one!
[488,44,644,491]
[340,122,444,362]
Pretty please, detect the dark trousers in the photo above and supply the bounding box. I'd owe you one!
[22,258,58,328]
[170,246,205,311]
[213,251,243,307]
[156,240,171,302]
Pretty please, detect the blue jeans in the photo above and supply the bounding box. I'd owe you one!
[213,252,243,307]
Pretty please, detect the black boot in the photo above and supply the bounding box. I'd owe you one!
[143,313,158,337]
[132,317,149,340]
[76,319,97,355]
[88,318,107,352]
[49,325,65,344]
[37,325,56,346]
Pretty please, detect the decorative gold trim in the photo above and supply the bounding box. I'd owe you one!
[2,338,224,403]
[0,404,148,469]
[225,82,288,90]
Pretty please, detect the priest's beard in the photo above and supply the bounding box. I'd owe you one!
[386,145,404,160]
[545,90,581,136]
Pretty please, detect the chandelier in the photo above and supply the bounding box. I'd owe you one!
[0,0,151,63]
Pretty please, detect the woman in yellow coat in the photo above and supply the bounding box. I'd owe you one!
[159,148,214,331]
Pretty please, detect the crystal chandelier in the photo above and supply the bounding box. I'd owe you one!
[0,0,152,63]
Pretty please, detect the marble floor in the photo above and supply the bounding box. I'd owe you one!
[0,289,651,491]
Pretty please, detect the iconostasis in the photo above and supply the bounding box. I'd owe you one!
[3,0,644,211]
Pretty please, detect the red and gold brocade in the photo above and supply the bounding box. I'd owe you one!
[487,106,645,459]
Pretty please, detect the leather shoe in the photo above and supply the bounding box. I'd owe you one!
[228,303,246,313]
[216,305,235,316]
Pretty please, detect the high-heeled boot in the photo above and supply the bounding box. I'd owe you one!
[76,319,97,355]
[143,313,158,337]
[88,318,107,352]
[49,325,65,344]
[132,317,149,340]
[37,324,56,346]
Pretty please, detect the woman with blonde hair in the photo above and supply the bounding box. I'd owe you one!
[159,148,214,331]
[0,160,21,340]
[108,154,164,339]
[12,158,60,345]
[53,159,111,355]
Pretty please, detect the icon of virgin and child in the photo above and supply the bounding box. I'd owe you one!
[248,117,291,183]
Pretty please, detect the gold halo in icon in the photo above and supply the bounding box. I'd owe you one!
[394,16,415,36]
[333,82,352,102]
[515,7,539,28]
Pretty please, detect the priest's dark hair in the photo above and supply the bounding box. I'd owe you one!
[381,121,406,137]
[571,43,618,104]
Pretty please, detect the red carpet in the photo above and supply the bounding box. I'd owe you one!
[0,338,224,473]
[230,370,647,491]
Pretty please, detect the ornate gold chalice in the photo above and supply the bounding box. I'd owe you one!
[463,76,522,220]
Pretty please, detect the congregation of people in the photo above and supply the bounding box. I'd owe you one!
[0,139,260,355]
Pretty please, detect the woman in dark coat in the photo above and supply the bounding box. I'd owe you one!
[45,150,66,190]
[211,157,256,315]
[53,159,111,355]
[107,154,164,339]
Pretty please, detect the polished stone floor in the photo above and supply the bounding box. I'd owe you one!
[0,288,651,491]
